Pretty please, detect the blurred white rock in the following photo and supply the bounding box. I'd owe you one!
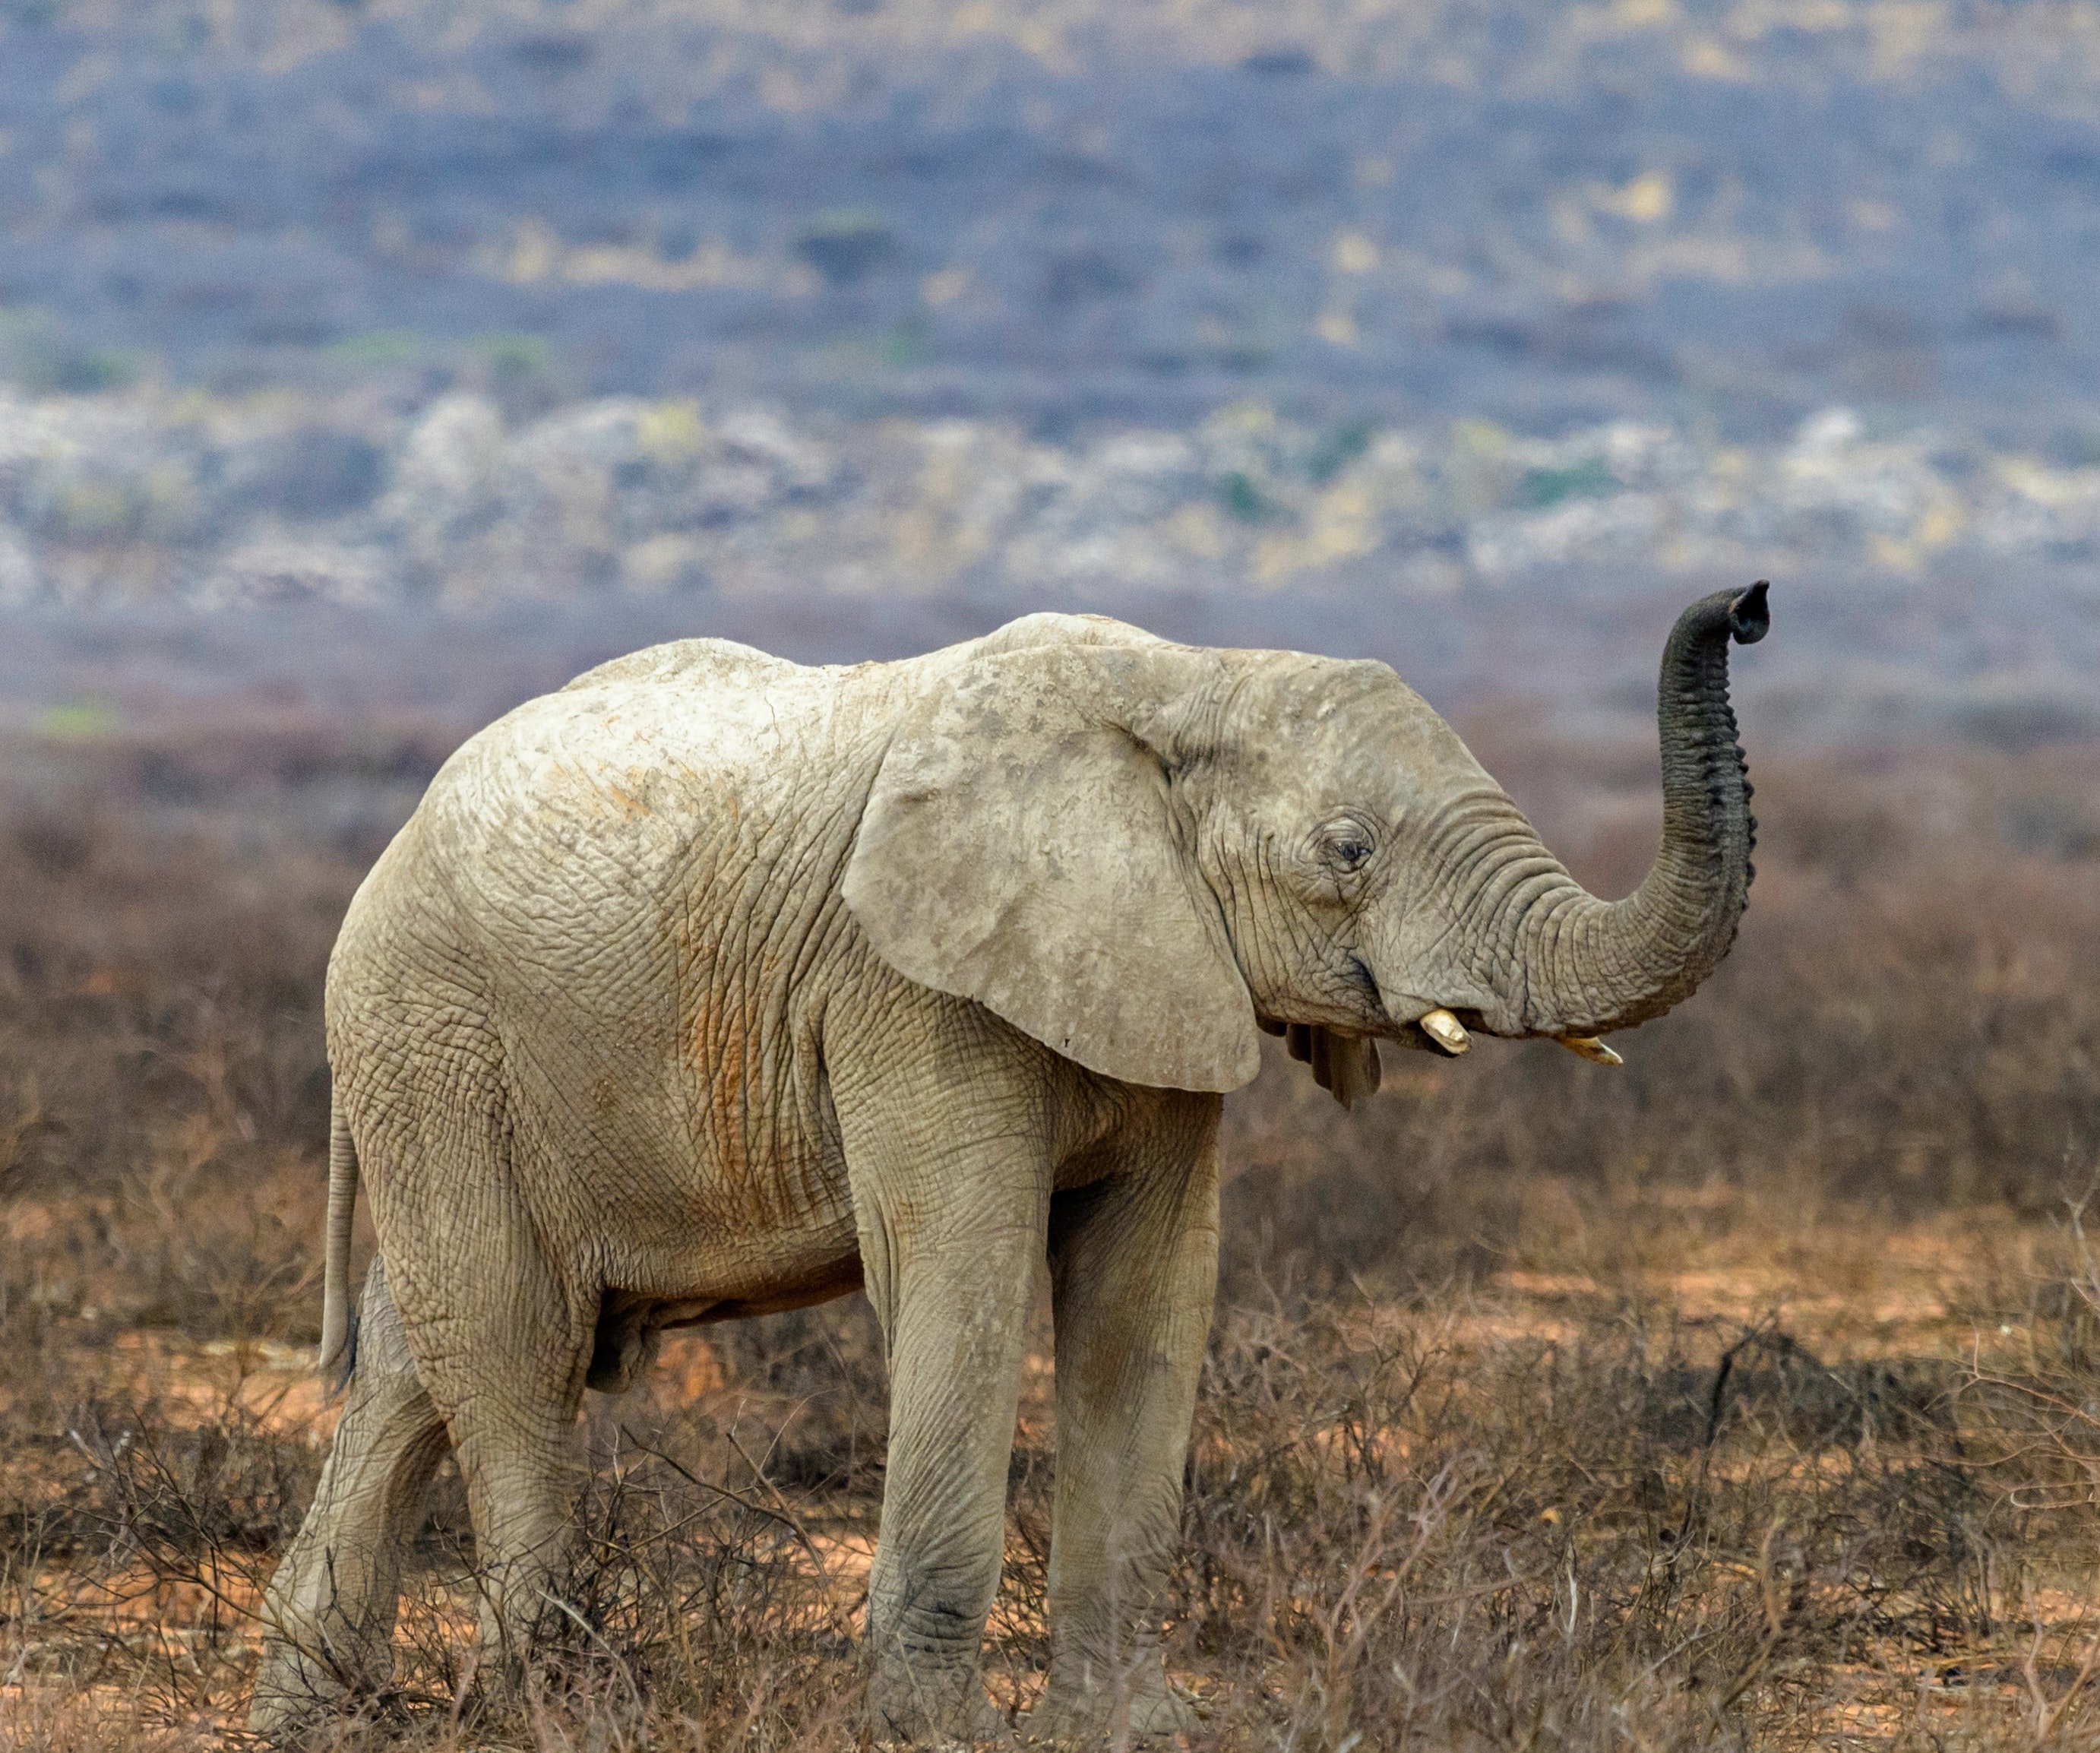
[0,523,41,606]
[378,394,506,573]
[193,537,396,611]
[1,381,2097,612]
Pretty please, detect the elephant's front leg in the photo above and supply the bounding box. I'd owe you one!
[849,1125,1051,1743]
[1033,1096,1220,1743]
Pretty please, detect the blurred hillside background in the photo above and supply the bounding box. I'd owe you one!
[0,0,2098,750]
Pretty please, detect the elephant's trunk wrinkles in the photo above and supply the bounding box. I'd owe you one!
[1478,582,1768,1039]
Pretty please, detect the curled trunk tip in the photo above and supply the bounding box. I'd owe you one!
[1729,581,1770,644]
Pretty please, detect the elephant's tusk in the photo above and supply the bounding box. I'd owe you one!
[1418,1008,1471,1055]
[1555,1034,1624,1066]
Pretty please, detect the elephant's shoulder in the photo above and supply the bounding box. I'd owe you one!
[560,638,799,695]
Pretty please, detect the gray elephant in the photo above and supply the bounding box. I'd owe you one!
[251,583,1769,1742]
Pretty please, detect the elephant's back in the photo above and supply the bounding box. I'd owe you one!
[558,635,798,697]
[435,640,836,824]
[348,642,885,998]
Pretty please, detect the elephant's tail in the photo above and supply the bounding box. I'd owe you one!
[318,1088,360,1392]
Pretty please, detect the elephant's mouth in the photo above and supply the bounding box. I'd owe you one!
[1410,1006,1474,1056]
[1382,996,1485,1057]
[1396,1005,1624,1067]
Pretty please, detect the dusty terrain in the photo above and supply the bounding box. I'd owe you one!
[2,707,2098,1748]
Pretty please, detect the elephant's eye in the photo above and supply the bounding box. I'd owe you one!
[1317,820,1377,873]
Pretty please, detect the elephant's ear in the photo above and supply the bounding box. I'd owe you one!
[843,641,1261,1093]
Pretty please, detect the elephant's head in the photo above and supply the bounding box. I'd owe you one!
[844,585,1769,1105]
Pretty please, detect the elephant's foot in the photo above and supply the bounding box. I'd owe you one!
[868,1661,1013,1748]
[248,1660,340,1742]
[248,1634,389,1744]
[1021,1666,1200,1746]
[248,1576,397,1741]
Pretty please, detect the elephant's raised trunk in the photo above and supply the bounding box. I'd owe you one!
[1497,582,1768,1039]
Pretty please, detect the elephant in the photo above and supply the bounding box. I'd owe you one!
[250,581,1770,1742]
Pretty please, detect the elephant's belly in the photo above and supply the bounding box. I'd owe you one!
[587,1226,865,1393]
[538,1021,859,1298]
[584,1103,859,1289]
[660,1251,866,1327]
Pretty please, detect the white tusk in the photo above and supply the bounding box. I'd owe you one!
[1556,1034,1624,1066]
[1418,1008,1471,1055]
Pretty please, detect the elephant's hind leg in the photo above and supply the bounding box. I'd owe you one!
[251,1257,450,1737]
[399,1232,595,1698]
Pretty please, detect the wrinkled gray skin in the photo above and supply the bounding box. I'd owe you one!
[251,586,1768,1742]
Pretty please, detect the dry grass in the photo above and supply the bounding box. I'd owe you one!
[3,715,2100,1748]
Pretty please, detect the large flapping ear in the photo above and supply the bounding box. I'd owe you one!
[843,638,1262,1093]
